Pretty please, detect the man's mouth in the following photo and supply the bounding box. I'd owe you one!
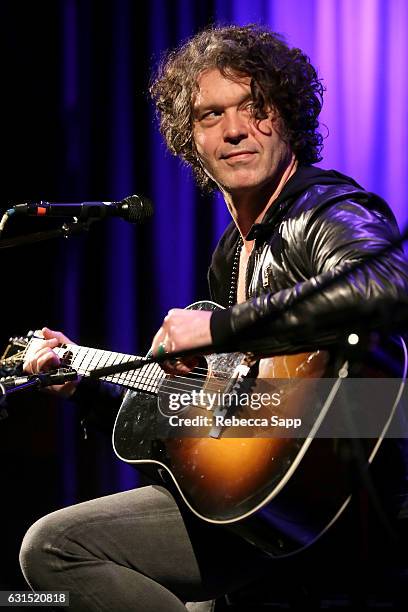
[222,150,257,160]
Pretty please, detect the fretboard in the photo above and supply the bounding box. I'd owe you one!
[54,343,165,395]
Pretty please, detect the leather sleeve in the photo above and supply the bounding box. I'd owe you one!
[210,199,408,355]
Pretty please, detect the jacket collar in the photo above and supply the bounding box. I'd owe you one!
[245,165,365,240]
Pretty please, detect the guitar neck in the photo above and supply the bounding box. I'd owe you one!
[54,343,165,394]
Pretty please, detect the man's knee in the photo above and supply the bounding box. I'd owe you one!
[19,511,65,587]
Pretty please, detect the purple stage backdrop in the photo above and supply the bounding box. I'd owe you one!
[2,0,408,505]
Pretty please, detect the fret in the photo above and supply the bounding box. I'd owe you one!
[115,354,127,380]
[52,342,165,394]
[78,348,98,374]
[117,355,136,387]
[102,360,164,393]
[144,362,161,392]
[88,348,106,370]
[92,347,107,371]
[93,349,111,373]
[70,346,90,374]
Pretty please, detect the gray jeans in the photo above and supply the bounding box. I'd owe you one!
[19,485,269,611]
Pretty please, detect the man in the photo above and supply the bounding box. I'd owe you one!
[20,24,408,610]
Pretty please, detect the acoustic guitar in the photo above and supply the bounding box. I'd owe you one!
[4,301,407,556]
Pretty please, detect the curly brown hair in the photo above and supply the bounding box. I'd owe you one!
[150,24,324,190]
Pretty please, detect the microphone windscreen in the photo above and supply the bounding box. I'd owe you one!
[121,194,154,223]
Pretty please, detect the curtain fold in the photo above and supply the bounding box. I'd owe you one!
[1,0,407,517]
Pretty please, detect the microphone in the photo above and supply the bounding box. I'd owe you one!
[5,194,153,224]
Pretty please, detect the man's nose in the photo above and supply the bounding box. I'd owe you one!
[223,111,249,143]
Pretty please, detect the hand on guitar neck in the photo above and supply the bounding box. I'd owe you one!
[20,308,213,393]
[22,327,80,397]
[151,308,213,375]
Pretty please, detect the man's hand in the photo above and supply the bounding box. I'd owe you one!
[23,327,80,397]
[151,309,212,374]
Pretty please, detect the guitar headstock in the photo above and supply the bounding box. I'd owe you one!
[0,332,33,377]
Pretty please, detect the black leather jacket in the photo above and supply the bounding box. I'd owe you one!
[73,165,408,512]
[209,165,408,354]
[76,166,408,434]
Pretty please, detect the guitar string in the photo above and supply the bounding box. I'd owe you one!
[17,351,263,409]
[21,337,217,377]
[24,339,159,392]
[9,338,247,406]
[22,342,243,397]
[5,347,227,386]
[26,290,245,393]
[90,372,230,396]
[42,338,227,378]
[93,375,262,411]
[102,378,231,396]
[145,379,266,400]
[21,340,294,409]
[99,381,234,404]
[70,351,226,378]
[72,353,239,396]
[59,349,215,393]
[54,346,237,384]
[51,342,246,396]
[85,365,230,391]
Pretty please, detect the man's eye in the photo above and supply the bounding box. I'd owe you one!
[202,110,221,120]
[242,101,254,113]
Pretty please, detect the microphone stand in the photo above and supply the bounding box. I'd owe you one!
[0,368,78,402]
[0,368,77,421]
[0,218,98,250]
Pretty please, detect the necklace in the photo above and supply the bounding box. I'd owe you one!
[228,236,243,307]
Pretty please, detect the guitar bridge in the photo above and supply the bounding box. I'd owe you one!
[208,356,258,439]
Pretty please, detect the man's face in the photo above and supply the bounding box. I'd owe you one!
[192,69,292,196]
